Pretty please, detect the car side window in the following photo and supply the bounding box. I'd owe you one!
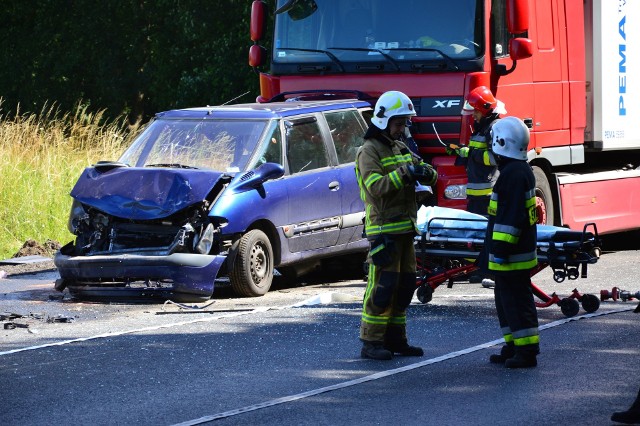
[325,110,366,164]
[262,123,284,165]
[247,120,283,171]
[286,118,329,173]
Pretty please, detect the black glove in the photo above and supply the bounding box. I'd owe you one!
[408,164,436,185]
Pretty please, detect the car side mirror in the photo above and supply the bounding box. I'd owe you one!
[254,162,285,181]
[232,162,285,192]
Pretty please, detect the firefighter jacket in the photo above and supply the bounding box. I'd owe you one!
[485,158,538,273]
[457,115,499,200]
[355,133,436,238]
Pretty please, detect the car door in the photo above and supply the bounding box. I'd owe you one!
[282,114,342,253]
[325,108,368,245]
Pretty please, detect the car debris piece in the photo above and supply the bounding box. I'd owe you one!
[3,322,29,329]
[162,299,216,311]
[46,315,74,323]
[155,308,254,315]
[0,312,24,321]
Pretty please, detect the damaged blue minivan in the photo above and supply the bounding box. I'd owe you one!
[54,99,372,302]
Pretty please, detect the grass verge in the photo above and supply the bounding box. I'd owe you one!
[0,103,139,260]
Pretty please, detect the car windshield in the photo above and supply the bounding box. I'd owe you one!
[119,118,270,172]
[273,0,482,70]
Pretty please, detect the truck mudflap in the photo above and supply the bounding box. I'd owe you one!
[54,252,226,303]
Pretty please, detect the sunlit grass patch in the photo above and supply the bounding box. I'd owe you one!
[0,102,140,259]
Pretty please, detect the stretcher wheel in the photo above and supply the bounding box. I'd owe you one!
[559,297,580,317]
[417,286,433,304]
[581,294,600,313]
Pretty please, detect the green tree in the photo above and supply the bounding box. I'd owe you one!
[0,0,267,122]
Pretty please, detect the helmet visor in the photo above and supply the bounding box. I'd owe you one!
[461,100,474,116]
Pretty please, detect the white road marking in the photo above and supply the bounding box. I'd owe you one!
[0,292,351,356]
[172,307,634,425]
[0,307,272,356]
[2,292,632,425]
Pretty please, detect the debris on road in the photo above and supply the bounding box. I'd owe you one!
[1,311,74,331]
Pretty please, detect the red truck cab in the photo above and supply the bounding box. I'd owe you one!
[249,0,640,233]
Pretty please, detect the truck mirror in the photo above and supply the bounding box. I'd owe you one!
[250,1,266,42]
[275,0,318,21]
[509,38,533,61]
[507,0,529,34]
[497,37,533,76]
[249,44,267,68]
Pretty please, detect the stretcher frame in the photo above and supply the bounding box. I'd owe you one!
[414,211,602,317]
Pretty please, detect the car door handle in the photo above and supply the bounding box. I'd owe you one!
[329,181,340,191]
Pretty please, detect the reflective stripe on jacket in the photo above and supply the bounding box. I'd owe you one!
[485,159,538,273]
[355,134,436,238]
[462,118,499,200]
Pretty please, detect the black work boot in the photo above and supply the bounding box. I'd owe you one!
[505,346,538,369]
[383,325,424,356]
[489,343,515,364]
[505,352,537,368]
[361,341,393,360]
[385,341,424,357]
[611,387,640,424]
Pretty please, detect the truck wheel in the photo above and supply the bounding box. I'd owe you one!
[532,166,554,226]
[230,229,274,297]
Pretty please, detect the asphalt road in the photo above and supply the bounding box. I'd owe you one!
[0,233,638,426]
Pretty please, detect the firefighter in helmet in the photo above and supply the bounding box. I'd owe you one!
[355,90,437,360]
[451,86,506,216]
[483,116,540,368]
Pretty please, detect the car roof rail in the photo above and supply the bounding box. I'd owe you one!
[266,90,374,104]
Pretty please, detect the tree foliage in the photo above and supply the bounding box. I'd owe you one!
[0,0,270,123]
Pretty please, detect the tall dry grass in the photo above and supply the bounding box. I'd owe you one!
[0,102,140,260]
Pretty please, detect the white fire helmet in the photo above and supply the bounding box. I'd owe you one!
[371,91,416,130]
[491,116,530,161]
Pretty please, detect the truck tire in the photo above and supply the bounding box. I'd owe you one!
[230,229,274,297]
[532,166,554,226]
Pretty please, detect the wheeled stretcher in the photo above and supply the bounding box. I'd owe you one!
[414,206,602,317]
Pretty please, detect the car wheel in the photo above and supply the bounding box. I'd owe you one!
[230,229,274,297]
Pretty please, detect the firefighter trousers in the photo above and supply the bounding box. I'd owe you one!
[467,196,490,217]
[494,270,540,354]
[360,233,416,343]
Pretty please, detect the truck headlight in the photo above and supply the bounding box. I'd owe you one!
[444,184,467,200]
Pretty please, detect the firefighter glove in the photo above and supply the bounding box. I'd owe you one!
[408,164,436,185]
[445,144,459,155]
[458,146,469,158]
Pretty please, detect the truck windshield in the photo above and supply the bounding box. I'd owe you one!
[119,118,270,173]
[273,0,482,73]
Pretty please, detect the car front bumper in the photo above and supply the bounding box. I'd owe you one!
[54,251,226,302]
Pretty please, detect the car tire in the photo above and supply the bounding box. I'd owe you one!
[230,229,274,297]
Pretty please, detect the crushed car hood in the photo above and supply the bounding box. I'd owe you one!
[71,166,224,220]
